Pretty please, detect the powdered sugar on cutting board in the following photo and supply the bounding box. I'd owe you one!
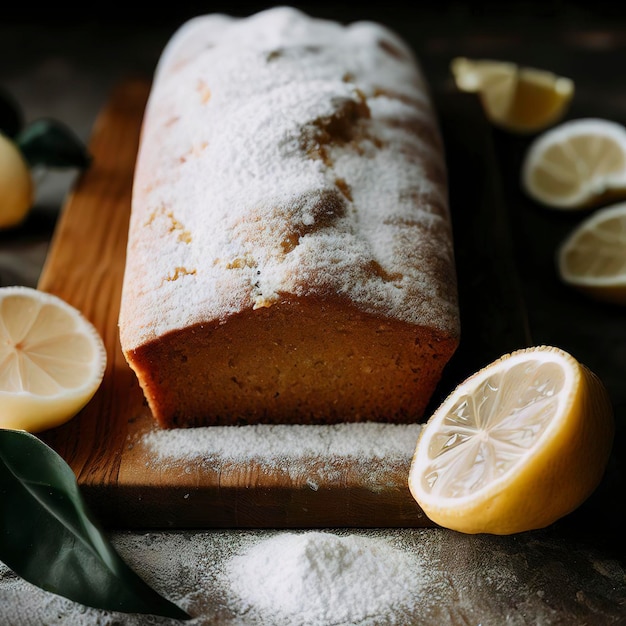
[140,422,421,486]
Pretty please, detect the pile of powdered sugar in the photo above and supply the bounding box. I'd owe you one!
[226,531,425,625]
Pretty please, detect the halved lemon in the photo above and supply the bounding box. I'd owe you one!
[522,118,626,209]
[408,346,614,535]
[558,202,626,304]
[0,286,106,432]
[451,57,574,134]
[0,133,33,230]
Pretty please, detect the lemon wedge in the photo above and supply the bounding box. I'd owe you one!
[522,118,626,209]
[451,57,574,134]
[558,202,626,304]
[0,286,106,432]
[408,346,614,535]
[0,133,33,229]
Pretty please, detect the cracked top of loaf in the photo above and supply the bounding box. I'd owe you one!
[119,6,459,350]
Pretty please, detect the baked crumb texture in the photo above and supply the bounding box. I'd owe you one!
[119,7,460,427]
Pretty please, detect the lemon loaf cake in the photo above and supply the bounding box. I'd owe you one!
[118,7,460,428]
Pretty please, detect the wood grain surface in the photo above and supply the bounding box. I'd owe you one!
[36,79,440,529]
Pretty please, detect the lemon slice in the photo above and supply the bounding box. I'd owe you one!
[0,133,33,230]
[408,346,614,535]
[557,202,626,304]
[451,57,574,134]
[0,286,106,432]
[522,118,626,209]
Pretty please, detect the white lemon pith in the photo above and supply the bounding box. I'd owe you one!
[0,286,107,432]
[522,118,626,209]
[0,133,33,229]
[451,57,574,134]
[558,202,626,305]
[408,346,614,535]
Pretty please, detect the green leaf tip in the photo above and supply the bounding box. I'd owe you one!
[16,118,91,169]
[0,428,191,621]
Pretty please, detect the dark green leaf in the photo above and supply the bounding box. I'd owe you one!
[16,119,91,169]
[0,87,23,138]
[0,429,190,620]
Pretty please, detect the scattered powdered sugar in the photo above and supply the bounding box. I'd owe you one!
[226,531,424,625]
[3,528,624,625]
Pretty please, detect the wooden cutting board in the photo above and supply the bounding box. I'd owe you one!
[37,79,529,529]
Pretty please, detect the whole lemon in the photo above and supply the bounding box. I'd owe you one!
[0,132,33,229]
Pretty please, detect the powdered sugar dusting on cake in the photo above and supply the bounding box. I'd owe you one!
[120,7,458,349]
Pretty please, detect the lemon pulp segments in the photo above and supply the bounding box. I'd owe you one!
[422,359,565,499]
[522,119,626,208]
[0,287,106,432]
[558,202,626,304]
[1,296,95,394]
